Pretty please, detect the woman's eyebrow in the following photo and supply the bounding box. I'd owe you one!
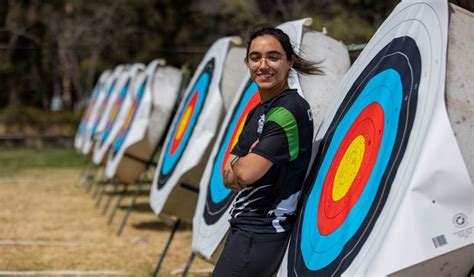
[248,50,284,56]
[266,50,284,55]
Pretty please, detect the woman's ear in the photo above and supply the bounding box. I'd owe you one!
[289,55,295,69]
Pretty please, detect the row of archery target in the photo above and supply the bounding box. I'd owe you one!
[75,1,473,275]
[75,59,183,184]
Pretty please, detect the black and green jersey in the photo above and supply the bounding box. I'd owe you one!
[230,89,314,234]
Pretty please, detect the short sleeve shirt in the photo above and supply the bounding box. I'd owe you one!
[230,89,314,233]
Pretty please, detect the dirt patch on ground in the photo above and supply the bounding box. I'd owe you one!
[0,169,213,276]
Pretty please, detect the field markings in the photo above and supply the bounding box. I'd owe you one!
[0,270,130,276]
[0,240,95,247]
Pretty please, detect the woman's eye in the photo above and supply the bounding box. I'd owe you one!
[268,55,281,61]
[249,56,261,62]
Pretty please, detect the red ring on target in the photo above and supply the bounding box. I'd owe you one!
[170,91,199,156]
[318,102,384,235]
[220,93,261,173]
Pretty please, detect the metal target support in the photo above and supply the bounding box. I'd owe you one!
[79,159,96,188]
[84,167,99,193]
[152,218,181,277]
[114,155,158,236]
[91,170,106,199]
[181,252,196,277]
[102,181,120,215]
[94,179,108,207]
[108,183,128,225]
[116,179,143,236]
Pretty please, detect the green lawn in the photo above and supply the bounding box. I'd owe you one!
[0,147,87,175]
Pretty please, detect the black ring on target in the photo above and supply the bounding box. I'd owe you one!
[110,76,148,160]
[203,79,259,224]
[287,36,421,276]
[157,59,215,188]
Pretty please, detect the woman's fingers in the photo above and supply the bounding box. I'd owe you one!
[223,168,241,192]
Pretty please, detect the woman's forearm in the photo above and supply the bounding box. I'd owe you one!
[232,153,273,185]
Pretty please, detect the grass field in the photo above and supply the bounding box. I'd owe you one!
[0,147,213,276]
[0,147,86,175]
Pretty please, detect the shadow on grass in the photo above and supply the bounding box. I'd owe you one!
[119,202,153,213]
[132,220,192,231]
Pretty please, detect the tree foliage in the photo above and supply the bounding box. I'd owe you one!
[0,0,471,112]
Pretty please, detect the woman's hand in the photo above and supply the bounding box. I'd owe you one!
[223,167,242,192]
[223,154,244,192]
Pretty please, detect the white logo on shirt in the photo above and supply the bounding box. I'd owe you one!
[257,114,265,134]
[307,108,313,121]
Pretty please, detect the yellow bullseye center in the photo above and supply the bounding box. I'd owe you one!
[176,106,192,140]
[332,135,366,201]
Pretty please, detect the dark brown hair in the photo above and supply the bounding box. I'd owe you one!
[245,25,324,75]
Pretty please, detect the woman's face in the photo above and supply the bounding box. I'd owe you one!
[247,35,293,94]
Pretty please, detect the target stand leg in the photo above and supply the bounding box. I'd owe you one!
[95,179,109,207]
[85,166,99,193]
[102,181,119,215]
[91,180,100,199]
[79,159,95,187]
[91,170,106,199]
[181,252,196,277]
[108,183,128,225]
[152,219,181,277]
[84,168,97,193]
[116,179,143,236]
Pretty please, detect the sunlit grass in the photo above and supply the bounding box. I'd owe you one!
[0,147,86,175]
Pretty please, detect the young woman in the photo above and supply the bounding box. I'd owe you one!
[212,26,323,276]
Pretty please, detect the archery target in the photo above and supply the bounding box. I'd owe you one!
[299,44,420,271]
[289,39,420,275]
[205,80,259,224]
[150,37,245,222]
[282,1,459,276]
[191,78,259,259]
[98,80,130,149]
[289,37,421,276]
[109,76,146,161]
[92,64,144,165]
[105,60,182,183]
[89,77,119,143]
[383,4,473,276]
[81,65,126,155]
[74,70,111,151]
[157,59,214,187]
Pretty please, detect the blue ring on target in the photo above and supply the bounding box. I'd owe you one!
[301,69,402,270]
[110,78,147,159]
[99,80,130,148]
[203,80,258,224]
[210,81,258,202]
[158,59,215,187]
[91,79,117,139]
[287,36,421,276]
[78,86,100,136]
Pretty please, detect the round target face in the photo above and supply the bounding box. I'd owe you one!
[78,86,101,136]
[203,80,259,224]
[110,78,147,160]
[287,36,421,276]
[99,79,130,148]
[157,59,215,187]
[91,79,117,140]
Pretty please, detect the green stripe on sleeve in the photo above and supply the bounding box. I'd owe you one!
[266,107,299,161]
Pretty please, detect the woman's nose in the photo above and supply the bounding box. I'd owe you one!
[259,58,270,69]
